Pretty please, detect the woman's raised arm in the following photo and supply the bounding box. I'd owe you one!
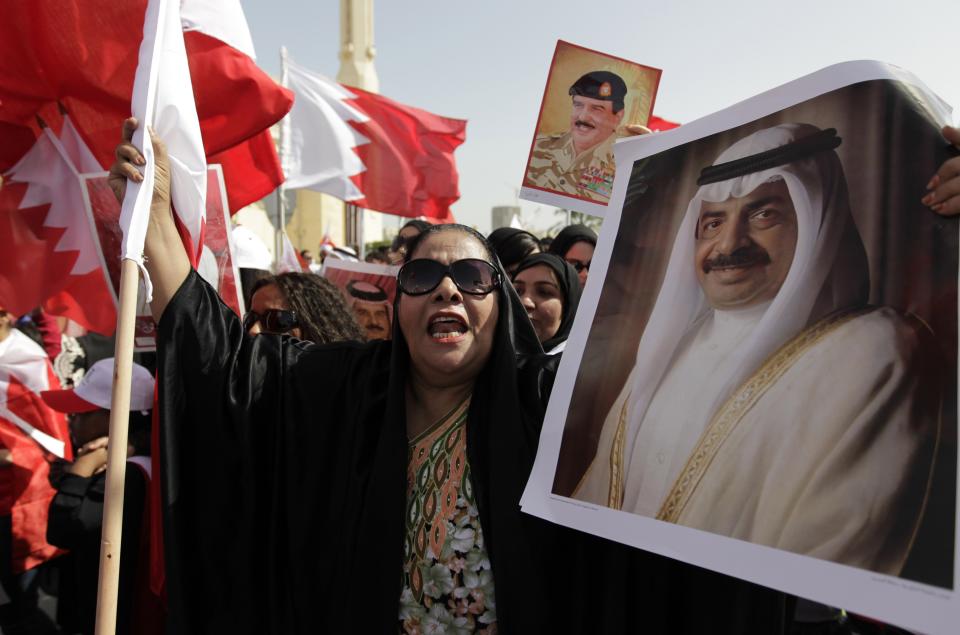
[108,117,190,321]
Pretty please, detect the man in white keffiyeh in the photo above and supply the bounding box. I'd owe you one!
[575,123,941,576]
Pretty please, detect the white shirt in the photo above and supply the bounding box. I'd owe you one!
[622,301,770,516]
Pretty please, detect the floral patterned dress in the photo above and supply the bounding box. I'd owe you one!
[400,396,497,634]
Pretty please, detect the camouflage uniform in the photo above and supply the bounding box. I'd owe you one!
[525,131,617,203]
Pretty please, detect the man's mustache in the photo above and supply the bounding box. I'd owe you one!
[574,119,595,130]
[702,246,771,273]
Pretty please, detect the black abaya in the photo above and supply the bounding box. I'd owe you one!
[157,270,786,633]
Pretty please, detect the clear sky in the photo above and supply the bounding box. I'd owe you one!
[242,0,959,235]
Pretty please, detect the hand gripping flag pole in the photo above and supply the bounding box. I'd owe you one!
[93,2,164,631]
[95,0,207,632]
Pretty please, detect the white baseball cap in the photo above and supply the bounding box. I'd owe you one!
[41,358,154,414]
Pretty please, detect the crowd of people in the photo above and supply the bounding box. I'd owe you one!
[0,212,600,633]
[0,117,955,634]
[0,310,156,634]
[238,219,599,356]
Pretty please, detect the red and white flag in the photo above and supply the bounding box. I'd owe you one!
[179,0,291,213]
[120,0,207,291]
[53,115,117,334]
[0,330,72,573]
[60,114,104,174]
[181,0,257,60]
[0,121,117,334]
[282,56,467,222]
[319,232,337,250]
[0,0,293,215]
[0,331,70,459]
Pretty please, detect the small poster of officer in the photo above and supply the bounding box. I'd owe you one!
[521,40,662,217]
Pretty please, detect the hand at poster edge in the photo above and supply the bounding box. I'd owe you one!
[625,124,653,137]
[922,125,960,216]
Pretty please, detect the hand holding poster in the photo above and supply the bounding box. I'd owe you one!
[521,60,958,634]
[520,40,661,217]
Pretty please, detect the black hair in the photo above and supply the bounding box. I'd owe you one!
[250,272,366,344]
[239,267,272,310]
[400,219,433,234]
[364,247,390,264]
[129,409,153,456]
[547,224,598,259]
[487,228,541,273]
[402,223,496,264]
[13,317,44,350]
[391,220,435,256]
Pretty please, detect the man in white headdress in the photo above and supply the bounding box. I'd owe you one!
[345,279,392,340]
[575,123,941,576]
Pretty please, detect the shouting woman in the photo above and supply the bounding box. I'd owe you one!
[109,119,786,633]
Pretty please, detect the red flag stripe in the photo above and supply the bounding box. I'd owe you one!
[0,3,292,212]
[344,87,466,222]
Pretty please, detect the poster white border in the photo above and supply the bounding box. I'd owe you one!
[518,40,663,219]
[519,185,607,218]
[520,60,958,635]
[79,169,122,310]
[321,258,399,278]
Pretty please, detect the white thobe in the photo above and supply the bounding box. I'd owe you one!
[575,307,941,577]
[621,302,768,516]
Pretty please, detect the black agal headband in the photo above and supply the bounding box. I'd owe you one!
[346,280,388,302]
[697,128,842,186]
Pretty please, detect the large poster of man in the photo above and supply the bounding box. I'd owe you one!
[82,165,244,351]
[519,40,661,217]
[520,61,959,634]
[321,259,399,341]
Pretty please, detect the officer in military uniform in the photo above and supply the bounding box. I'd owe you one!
[526,70,628,203]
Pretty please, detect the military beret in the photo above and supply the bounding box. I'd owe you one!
[568,71,627,112]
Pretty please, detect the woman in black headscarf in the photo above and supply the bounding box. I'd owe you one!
[548,223,597,287]
[512,252,580,354]
[109,120,788,634]
[486,227,541,275]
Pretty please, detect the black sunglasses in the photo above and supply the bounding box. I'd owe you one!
[398,258,501,296]
[568,259,591,273]
[242,309,300,334]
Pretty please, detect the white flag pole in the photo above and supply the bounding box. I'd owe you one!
[97,0,207,622]
[276,46,290,269]
[95,0,161,631]
[93,257,139,635]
